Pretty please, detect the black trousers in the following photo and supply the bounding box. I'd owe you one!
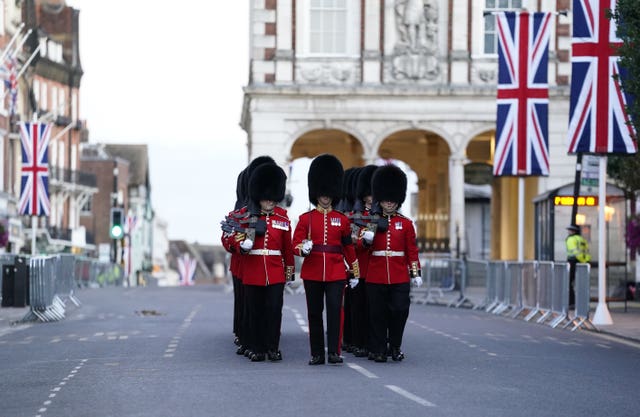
[303,280,346,356]
[343,285,352,347]
[244,283,284,354]
[350,278,368,349]
[232,275,242,338]
[367,282,410,355]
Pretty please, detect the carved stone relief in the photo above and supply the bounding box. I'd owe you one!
[298,64,354,84]
[392,0,440,81]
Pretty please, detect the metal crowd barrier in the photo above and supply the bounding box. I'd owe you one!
[410,258,595,333]
[6,255,124,323]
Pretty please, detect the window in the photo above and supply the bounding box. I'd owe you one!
[81,196,93,214]
[484,0,523,54]
[310,0,347,54]
[51,87,58,115]
[41,83,47,110]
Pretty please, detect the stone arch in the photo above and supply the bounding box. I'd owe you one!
[376,129,452,252]
[286,123,367,163]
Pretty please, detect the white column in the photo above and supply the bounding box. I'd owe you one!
[276,0,294,83]
[362,0,381,83]
[449,153,466,257]
[450,0,469,84]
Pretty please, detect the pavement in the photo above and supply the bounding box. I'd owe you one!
[1,297,639,343]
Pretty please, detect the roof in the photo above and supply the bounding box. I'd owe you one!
[104,144,150,187]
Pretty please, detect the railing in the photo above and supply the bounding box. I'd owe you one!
[49,166,97,188]
[1,255,123,323]
[410,258,598,332]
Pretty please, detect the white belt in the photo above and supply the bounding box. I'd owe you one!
[248,249,282,256]
[371,250,405,257]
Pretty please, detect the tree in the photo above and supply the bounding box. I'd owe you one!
[608,1,640,206]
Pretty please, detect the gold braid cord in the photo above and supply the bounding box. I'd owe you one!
[285,266,295,281]
[410,261,420,278]
[351,260,360,280]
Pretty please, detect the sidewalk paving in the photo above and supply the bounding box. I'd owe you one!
[1,299,639,343]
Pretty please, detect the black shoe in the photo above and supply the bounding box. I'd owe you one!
[354,347,369,358]
[374,353,387,363]
[244,349,253,358]
[250,352,265,362]
[308,355,325,365]
[233,336,240,346]
[236,346,246,355]
[343,344,354,353]
[327,353,343,364]
[391,348,405,362]
[368,352,376,361]
[267,350,283,361]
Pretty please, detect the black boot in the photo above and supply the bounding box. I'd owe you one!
[391,347,404,362]
[327,353,343,364]
[267,350,283,361]
[250,352,265,362]
[308,355,325,365]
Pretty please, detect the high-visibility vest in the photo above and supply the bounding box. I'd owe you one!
[566,234,591,263]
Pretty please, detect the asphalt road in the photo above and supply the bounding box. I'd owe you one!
[0,285,638,417]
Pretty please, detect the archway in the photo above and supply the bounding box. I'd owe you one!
[290,129,364,167]
[378,130,450,252]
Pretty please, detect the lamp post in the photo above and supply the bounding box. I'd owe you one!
[112,161,118,263]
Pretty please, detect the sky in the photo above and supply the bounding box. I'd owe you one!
[66,1,249,245]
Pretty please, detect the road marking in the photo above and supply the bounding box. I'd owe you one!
[385,385,436,407]
[347,363,378,378]
[34,359,87,417]
[587,331,640,350]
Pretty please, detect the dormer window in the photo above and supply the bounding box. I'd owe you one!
[39,36,64,64]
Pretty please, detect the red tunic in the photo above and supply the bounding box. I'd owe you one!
[292,207,359,282]
[365,213,421,285]
[239,210,294,286]
[221,206,248,279]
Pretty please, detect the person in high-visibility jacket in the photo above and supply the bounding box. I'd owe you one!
[565,224,591,306]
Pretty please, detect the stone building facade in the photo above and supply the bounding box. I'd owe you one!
[241,0,576,260]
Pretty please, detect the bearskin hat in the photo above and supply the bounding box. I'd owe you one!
[356,165,378,200]
[337,167,359,212]
[371,164,407,207]
[234,170,246,210]
[243,155,275,204]
[249,163,286,204]
[308,154,344,205]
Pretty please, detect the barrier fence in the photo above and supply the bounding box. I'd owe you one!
[0,255,123,323]
[411,258,598,331]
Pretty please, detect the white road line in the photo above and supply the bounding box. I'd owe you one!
[385,385,436,407]
[346,363,378,379]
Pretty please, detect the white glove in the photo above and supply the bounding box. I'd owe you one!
[362,230,374,244]
[411,276,423,287]
[349,277,359,289]
[301,240,313,255]
[240,239,254,251]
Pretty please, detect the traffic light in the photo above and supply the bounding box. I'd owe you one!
[109,208,124,239]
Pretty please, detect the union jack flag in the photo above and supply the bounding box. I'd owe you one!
[19,122,52,216]
[567,0,637,154]
[0,56,18,117]
[178,254,197,286]
[493,11,552,177]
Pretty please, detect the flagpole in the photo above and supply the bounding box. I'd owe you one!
[0,23,25,64]
[31,216,37,256]
[518,177,524,262]
[592,156,612,325]
[1,45,42,102]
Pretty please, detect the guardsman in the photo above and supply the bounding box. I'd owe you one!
[221,156,274,358]
[236,163,294,362]
[361,164,421,363]
[349,165,378,358]
[292,154,360,365]
[339,167,359,353]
